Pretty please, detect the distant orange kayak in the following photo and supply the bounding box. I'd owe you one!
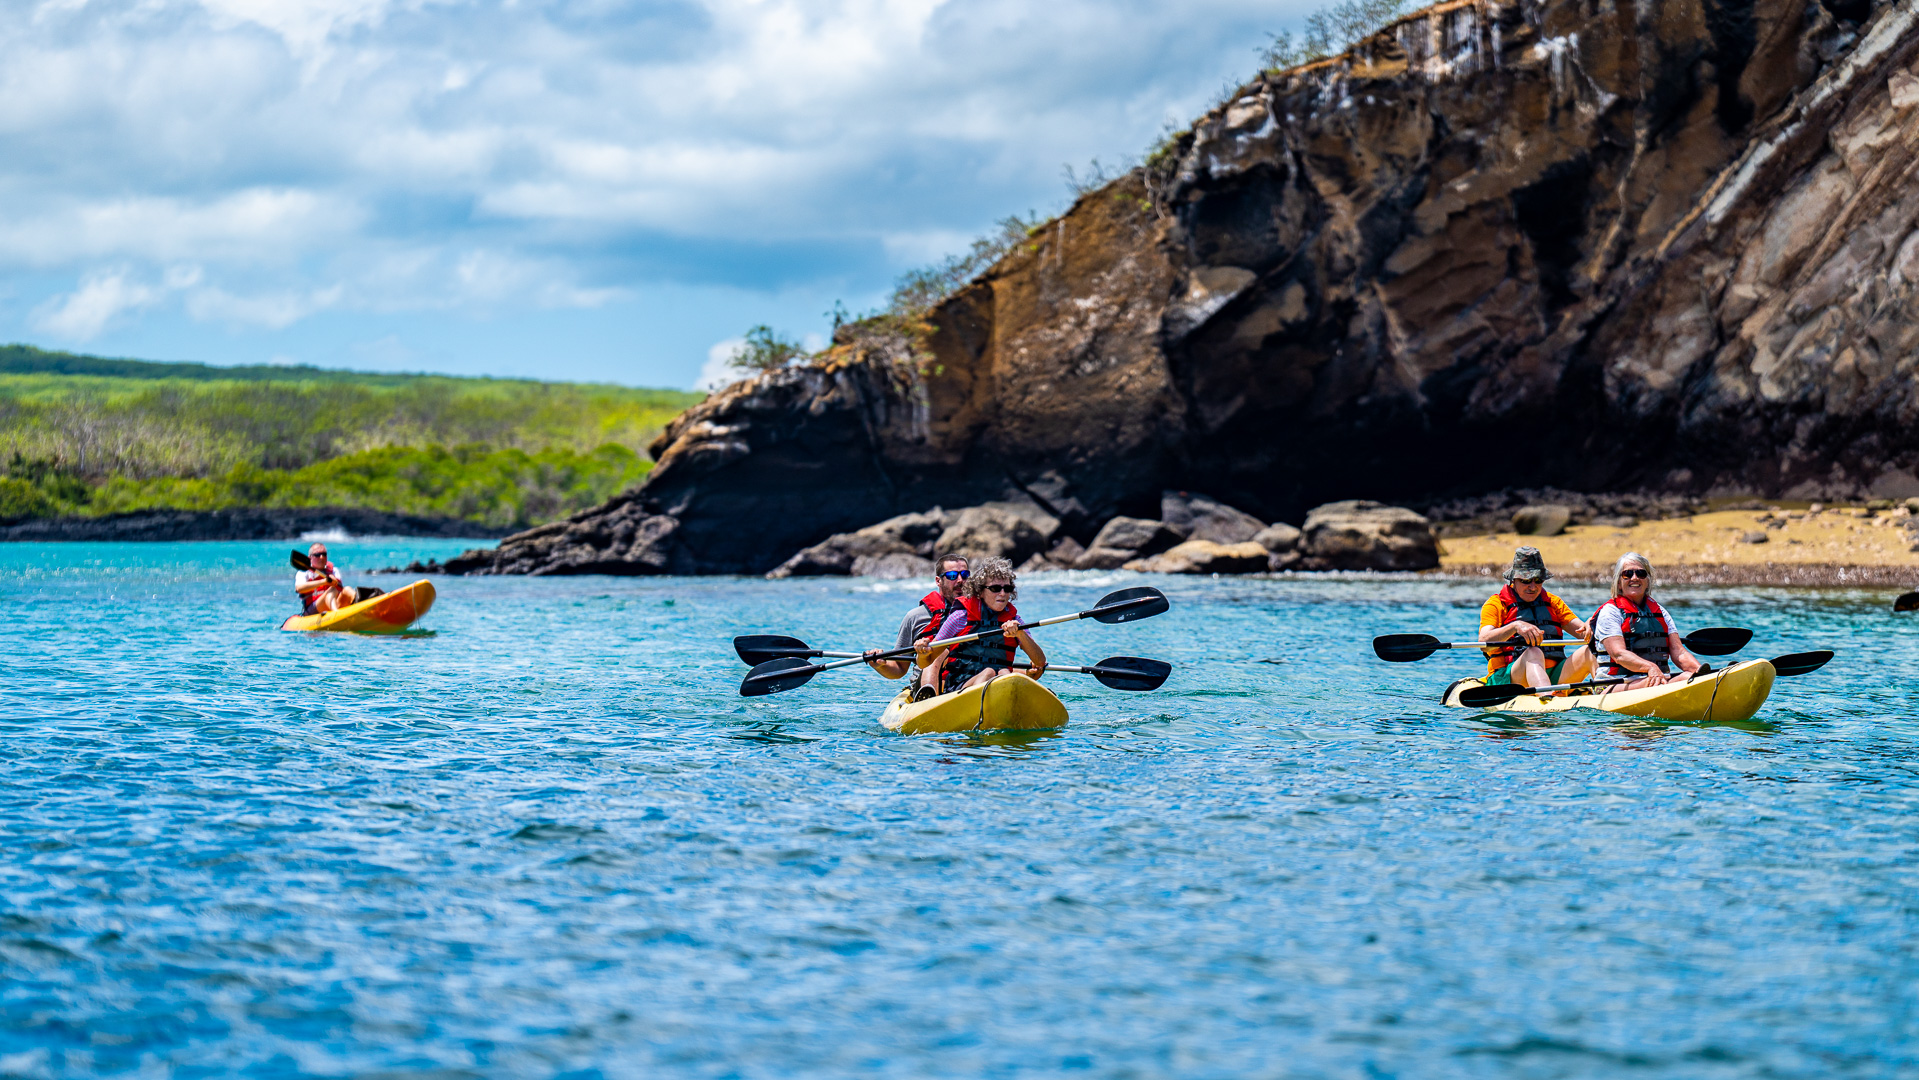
[280,580,435,634]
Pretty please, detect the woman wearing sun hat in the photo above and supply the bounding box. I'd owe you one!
[1476,546,1595,692]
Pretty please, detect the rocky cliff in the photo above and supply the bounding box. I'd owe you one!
[451,0,1919,576]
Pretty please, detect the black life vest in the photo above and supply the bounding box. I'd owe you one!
[939,596,1020,691]
[1592,595,1672,675]
[1486,585,1570,668]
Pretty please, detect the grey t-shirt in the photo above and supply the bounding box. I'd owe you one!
[896,603,936,649]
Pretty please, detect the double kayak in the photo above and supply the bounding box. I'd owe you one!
[880,673,1069,734]
[1442,658,1777,723]
[280,580,436,634]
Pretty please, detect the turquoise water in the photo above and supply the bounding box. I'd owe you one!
[3,539,1917,1078]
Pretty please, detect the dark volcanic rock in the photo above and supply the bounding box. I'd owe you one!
[446,0,1919,577]
[0,507,508,543]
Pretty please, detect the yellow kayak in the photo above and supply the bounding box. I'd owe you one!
[880,673,1069,734]
[1442,658,1777,723]
[280,580,436,634]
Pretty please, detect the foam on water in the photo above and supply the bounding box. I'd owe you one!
[2,540,1917,1077]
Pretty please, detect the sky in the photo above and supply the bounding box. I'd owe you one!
[0,0,1314,389]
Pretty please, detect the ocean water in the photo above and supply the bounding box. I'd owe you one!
[3,539,1917,1079]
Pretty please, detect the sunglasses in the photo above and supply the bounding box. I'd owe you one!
[1619,568,1649,579]
[1513,576,1543,585]
[981,583,1013,593]
[941,569,969,580]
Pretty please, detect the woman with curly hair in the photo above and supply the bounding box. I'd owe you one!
[918,556,1047,696]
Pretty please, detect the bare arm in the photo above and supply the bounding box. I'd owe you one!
[1602,636,1670,684]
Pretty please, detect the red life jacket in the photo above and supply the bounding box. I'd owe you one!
[1591,595,1672,675]
[938,596,1021,690]
[1484,585,1570,671]
[917,590,951,640]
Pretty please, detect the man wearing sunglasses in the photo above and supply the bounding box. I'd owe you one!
[865,553,969,694]
[1590,552,1702,689]
[1477,546,1595,693]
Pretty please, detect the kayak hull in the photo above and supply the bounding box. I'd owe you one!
[1443,658,1777,723]
[280,580,436,634]
[880,673,1069,734]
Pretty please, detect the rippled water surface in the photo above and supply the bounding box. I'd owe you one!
[4,539,1918,1078]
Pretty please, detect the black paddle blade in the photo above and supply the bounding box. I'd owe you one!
[289,550,310,571]
[1681,627,1753,656]
[1457,682,1528,708]
[1082,656,1171,691]
[1770,650,1834,678]
[1894,591,1919,613]
[1373,634,1442,662]
[1087,587,1169,624]
[739,657,822,697]
[734,634,818,665]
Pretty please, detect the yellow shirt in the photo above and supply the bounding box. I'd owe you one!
[1479,588,1578,673]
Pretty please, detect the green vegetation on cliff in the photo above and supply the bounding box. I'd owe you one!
[0,345,701,528]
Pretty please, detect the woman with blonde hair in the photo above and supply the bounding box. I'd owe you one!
[919,556,1047,695]
[1589,552,1703,690]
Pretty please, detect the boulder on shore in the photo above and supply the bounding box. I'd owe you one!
[766,509,947,579]
[1252,522,1301,553]
[1072,516,1183,569]
[1019,536,1086,573]
[1126,540,1273,574]
[1160,491,1266,545]
[1512,505,1573,537]
[934,501,1060,565]
[1297,501,1439,571]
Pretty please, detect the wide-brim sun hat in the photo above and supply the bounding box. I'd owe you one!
[1504,545,1554,582]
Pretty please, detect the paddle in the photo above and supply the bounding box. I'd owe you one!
[1049,656,1172,691]
[738,587,1170,697]
[1374,626,1754,662]
[733,634,862,665]
[290,549,310,571]
[1894,591,1919,613]
[1457,650,1835,707]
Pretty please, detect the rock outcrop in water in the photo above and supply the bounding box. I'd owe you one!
[449,0,1919,576]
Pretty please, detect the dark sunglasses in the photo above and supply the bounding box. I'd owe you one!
[941,569,969,580]
[1619,568,1649,579]
[1513,576,1543,585]
[981,583,1014,593]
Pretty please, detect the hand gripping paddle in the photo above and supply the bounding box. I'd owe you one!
[1374,626,1754,663]
[1456,650,1835,708]
[737,587,1170,697]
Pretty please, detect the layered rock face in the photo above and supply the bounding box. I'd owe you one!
[454,0,1919,576]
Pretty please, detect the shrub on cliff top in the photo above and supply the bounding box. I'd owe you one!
[1262,0,1409,71]
[726,325,810,375]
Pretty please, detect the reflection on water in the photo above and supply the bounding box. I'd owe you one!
[1,540,1916,1078]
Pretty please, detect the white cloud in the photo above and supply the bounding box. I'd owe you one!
[30,268,163,340]
[695,336,744,391]
[0,0,1320,359]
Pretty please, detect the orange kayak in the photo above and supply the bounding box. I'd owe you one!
[280,580,435,634]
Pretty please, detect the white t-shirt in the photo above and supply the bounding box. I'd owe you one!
[295,568,337,596]
[1594,601,1679,646]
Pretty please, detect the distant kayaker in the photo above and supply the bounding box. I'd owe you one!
[919,557,1047,695]
[864,553,968,696]
[1477,546,1595,693]
[294,543,361,614]
[1590,552,1702,689]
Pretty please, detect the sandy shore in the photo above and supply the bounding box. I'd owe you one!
[1441,506,1919,586]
